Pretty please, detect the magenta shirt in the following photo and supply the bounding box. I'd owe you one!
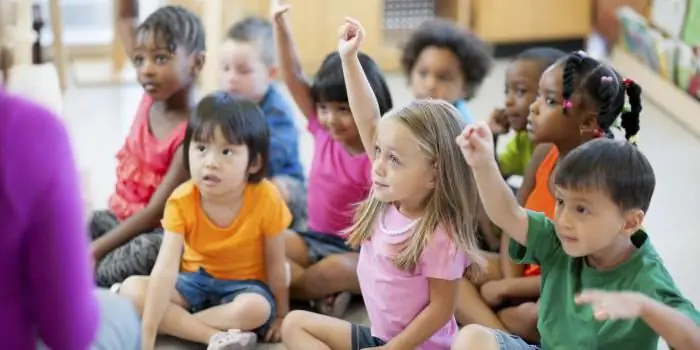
[357,205,468,349]
[0,91,99,349]
[306,116,372,235]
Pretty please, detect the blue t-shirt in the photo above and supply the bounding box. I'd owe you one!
[454,100,474,124]
[259,84,305,182]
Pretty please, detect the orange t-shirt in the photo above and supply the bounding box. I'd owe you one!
[522,146,559,277]
[161,179,292,281]
[108,94,187,221]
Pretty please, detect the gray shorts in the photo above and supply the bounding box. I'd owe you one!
[351,324,386,350]
[298,230,355,263]
[492,329,540,350]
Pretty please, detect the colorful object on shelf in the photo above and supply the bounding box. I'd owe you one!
[681,0,700,46]
[676,43,700,100]
[618,7,660,71]
[650,29,679,80]
[650,0,689,38]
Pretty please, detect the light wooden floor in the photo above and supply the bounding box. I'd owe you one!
[62,62,700,350]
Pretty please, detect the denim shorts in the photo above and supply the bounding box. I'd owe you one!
[298,230,356,263]
[492,329,541,350]
[175,268,276,337]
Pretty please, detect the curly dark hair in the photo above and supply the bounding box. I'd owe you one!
[401,19,493,100]
[560,51,642,142]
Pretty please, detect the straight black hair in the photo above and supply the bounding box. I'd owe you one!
[183,92,269,183]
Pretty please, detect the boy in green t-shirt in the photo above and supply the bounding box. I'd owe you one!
[455,124,700,350]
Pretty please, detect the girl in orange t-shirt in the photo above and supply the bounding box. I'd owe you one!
[90,6,205,287]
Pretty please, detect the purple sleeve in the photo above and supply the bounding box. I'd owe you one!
[13,98,100,349]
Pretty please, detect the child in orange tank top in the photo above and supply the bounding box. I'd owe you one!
[90,6,206,288]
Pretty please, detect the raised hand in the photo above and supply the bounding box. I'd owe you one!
[456,122,496,169]
[337,17,364,58]
[487,108,509,135]
[270,0,290,23]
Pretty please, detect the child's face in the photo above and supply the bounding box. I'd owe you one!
[504,59,542,131]
[219,39,273,103]
[371,118,436,210]
[317,102,360,145]
[553,186,643,259]
[409,46,467,102]
[133,32,197,101]
[188,126,259,197]
[528,64,584,144]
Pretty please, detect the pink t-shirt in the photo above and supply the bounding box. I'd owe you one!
[357,205,468,350]
[108,94,187,221]
[306,116,372,236]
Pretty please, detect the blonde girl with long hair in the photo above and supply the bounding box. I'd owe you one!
[280,18,484,350]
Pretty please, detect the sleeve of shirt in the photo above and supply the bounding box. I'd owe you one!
[261,184,293,237]
[498,137,524,176]
[161,193,187,234]
[19,105,100,350]
[508,210,563,266]
[419,229,468,280]
[651,277,700,325]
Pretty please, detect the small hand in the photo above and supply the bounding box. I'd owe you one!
[480,280,508,307]
[487,108,509,135]
[455,122,496,169]
[575,290,648,320]
[270,0,290,22]
[264,316,284,343]
[337,17,364,58]
[90,242,104,274]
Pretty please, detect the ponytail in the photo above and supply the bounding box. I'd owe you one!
[621,79,642,144]
[561,51,585,114]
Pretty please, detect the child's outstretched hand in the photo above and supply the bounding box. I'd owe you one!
[488,108,509,135]
[575,290,648,320]
[270,0,290,22]
[456,122,496,169]
[337,17,364,58]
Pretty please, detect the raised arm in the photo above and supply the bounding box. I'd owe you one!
[338,18,381,161]
[457,123,529,245]
[271,4,315,119]
[19,105,99,350]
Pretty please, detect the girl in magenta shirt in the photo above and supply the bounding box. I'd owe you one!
[281,19,485,350]
[272,5,393,316]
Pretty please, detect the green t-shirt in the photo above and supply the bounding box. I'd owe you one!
[509,210,700,350]
[497,130,534,177]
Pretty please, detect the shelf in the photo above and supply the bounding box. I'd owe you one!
[611,46,700,138]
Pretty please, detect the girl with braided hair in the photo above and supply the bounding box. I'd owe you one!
[91,5,206,288]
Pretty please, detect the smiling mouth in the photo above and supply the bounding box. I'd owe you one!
[143,83,157,92]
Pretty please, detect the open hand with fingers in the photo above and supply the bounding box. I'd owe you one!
[456,122,496,169]
[575,290,648,320]
[337,17,364,58]
[270,0,290,22]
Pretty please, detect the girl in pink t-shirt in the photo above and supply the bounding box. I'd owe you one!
[272,6,393,316]
[90,6,205,288]
[281,19,485,350]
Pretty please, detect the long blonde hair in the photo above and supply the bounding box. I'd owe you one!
[346,100,485,274]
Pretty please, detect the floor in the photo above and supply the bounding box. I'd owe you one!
[61,61,699,349]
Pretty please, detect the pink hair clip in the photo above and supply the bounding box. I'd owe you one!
[623,78,634,87]
[563,100,573,109]
[601,76,613,83]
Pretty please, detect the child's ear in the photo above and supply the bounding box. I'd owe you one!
[620,209,644,237]
[191,51,206,75]
[248,153,264,175]
[267,65,278,81]
[579,110,600,133]
[425,162,439,189]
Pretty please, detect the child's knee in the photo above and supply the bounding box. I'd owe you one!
[452,324,500,350]
[281,310,314,340]
[118,275,148,311]
[230,293,272,325]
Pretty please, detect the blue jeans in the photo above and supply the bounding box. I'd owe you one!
[492,329,541,350]
[175,268,276,337]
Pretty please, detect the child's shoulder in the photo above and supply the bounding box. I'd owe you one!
[168,180,197,202]
[245,179,284,203]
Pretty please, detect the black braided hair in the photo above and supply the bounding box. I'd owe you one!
[136,5,205,54]
[559,51,642,142]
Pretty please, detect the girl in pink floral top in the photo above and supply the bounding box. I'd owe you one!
[90,5,205,287]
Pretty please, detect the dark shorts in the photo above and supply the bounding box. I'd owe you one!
[298,230,355,264]
[351,324,386,350]
[492,329,540,350]
[175,268,276,338]
[271,175,308,232]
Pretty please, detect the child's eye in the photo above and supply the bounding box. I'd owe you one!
[374,146,381,156]
[132,55,144,66]
[555,198,564,207]
[196,144,206,152]
[337,105,351,113]
[222,148,234,156]
[516,88,527,96]
[387,154,399,165]
[546,98,556,105]
[575,205,589,215]
[155,54,169,64]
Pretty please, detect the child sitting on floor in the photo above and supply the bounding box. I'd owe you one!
[455,75,700,349]
[91,5,204,288]
[272,4,393,317]
[220,16,307,231]
[281,18,484,350]
[118,93,291,350]
[401,18,492,123]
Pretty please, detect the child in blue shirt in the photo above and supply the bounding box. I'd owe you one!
[220,16,306,231]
